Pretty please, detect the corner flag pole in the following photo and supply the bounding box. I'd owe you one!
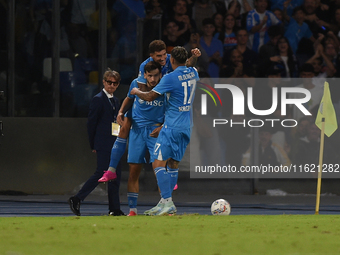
[314,82,338,214]
[315,118,325,215]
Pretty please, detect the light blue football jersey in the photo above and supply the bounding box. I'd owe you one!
[152,66,199,130]
[136,54,173,84]
[127,79,165,127]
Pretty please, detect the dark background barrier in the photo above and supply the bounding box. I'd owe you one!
[0,117,97,194]
[0,117,339,195]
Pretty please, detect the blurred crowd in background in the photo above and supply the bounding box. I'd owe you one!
[0,0,339,168]
[1,0,340,93]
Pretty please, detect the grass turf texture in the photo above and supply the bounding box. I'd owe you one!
[1,215,340,255]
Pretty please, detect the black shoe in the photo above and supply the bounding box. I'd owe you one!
[68,196,81,216]
[108,209,126,216]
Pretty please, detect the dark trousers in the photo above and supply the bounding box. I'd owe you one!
[76,150,122,211]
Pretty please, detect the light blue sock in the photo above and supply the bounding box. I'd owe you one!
[109,138,127,169]
[127,192,138,209]
[154,167,171,199]
[167,167,179,192]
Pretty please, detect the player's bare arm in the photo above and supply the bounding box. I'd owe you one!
[117,97,133,125]
[137,81,148,92]
[130,88,159,102]
[186,48,201,67]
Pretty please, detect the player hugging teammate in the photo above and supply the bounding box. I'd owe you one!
[99,40,201,216]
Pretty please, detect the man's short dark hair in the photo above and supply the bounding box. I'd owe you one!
[149,40,166,54]
[236,28,248,36]
[171,46,188,64]
[300,63,314,73]
[165,19,179,28]
[293,6,305,16]
[144,61,162,74]
[202,18,215,27]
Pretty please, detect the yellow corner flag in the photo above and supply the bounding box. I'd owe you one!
[315,82,338,137]
[315,82,338,214]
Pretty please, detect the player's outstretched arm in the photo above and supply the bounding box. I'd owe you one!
[130,88,159,102]
[117,97,133,126]
[186,48,201,67]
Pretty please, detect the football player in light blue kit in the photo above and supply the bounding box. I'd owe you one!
[137,40,172,85]
[131,46,200,216]
[137,40,200,86]
[99,40,200,183]
[125,61,165,216]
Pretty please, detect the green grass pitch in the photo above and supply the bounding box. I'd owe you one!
[1,215,340,255]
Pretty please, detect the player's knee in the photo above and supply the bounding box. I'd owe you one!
[128,169,140,181]
[119,126,129,138]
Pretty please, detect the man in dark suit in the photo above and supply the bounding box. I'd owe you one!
[68,68,125,216]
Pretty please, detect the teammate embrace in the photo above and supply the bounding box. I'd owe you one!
[99,40,201,216]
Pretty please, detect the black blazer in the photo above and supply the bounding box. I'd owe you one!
[87,90,120,151]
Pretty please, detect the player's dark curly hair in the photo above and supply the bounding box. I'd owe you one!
[149,40,166,54]
[144,61,162,73]
[171,46,188,64]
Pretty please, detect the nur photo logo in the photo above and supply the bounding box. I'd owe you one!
[198,78,314,128]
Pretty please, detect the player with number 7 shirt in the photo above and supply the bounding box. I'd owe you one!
[130,46,200,216]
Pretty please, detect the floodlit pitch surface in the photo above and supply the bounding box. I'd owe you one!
[1,215,340,255]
